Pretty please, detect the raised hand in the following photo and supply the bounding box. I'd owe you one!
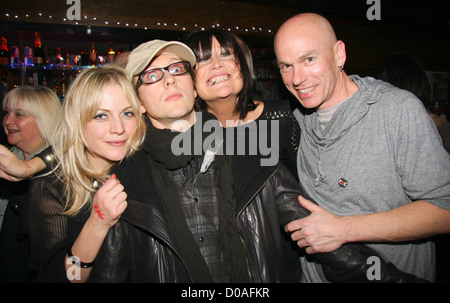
[90,174,128,230]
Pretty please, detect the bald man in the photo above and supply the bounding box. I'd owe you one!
[275,13,450,282]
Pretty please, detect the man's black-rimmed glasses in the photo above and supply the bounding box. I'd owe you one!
[139,61,191,85]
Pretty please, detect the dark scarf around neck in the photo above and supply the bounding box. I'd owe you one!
[143,112,251,282]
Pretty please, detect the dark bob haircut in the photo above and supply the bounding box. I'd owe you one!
[184,28,257,120]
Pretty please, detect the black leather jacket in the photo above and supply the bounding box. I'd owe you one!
[90,150,301,282]
[89,150,428,283]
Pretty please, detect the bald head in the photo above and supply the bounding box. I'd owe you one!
[273,13,356,110]
[275,13,337,52]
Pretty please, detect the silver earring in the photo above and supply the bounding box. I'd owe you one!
[338,65,344,72]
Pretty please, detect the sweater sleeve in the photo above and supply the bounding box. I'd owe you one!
[391,92,450,211]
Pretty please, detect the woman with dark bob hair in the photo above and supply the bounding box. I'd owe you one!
[185,28,256,120]
[184,28,299,177]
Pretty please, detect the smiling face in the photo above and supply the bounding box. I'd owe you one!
[3,99,44,159]
[83,83,140,172]
[137,52,197,130]
[193,37,244,104]
[274,13,346,110]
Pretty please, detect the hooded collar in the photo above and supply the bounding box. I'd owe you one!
[298,75,394,146]
[295,75,396,187]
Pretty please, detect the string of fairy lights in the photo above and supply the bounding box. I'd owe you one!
[2,11,275,35]
[2,10,277,93]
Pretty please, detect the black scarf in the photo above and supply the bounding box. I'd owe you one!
[143,112,251,283]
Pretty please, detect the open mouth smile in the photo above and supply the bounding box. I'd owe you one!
[208,74,230,86]
[297,85,317,94]
[6,129,19,135]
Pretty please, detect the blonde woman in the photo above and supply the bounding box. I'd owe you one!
[25,64,145,282]
[2,86,61,159]
[0,86,61,282]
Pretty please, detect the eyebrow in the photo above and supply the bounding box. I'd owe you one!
[96,105,133,113]
[12,108,25,114]
[298,50,316,60]
[277,50,316,65]
[148,56,182,69]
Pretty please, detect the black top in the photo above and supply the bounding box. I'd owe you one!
[225,99,299,179]
[26,172,89,282]
[0,178,31,282]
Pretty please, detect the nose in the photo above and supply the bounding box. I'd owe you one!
[3,112,14,125]
[163,70,176,87]
[292,66,308,87]
[110,117,125,135]
[209,54,223,70]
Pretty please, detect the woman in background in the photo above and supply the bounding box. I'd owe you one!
[0,86,61,282]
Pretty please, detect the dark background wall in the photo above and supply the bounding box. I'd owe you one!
[0,0,449,100]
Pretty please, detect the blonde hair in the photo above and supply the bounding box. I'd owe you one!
[53,64,146,216]
[2,85,62,153]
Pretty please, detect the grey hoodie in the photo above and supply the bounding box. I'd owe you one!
[294,75,450,282]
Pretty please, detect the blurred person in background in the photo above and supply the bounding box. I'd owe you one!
[380,55,449,153]
[0,85,61,282]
